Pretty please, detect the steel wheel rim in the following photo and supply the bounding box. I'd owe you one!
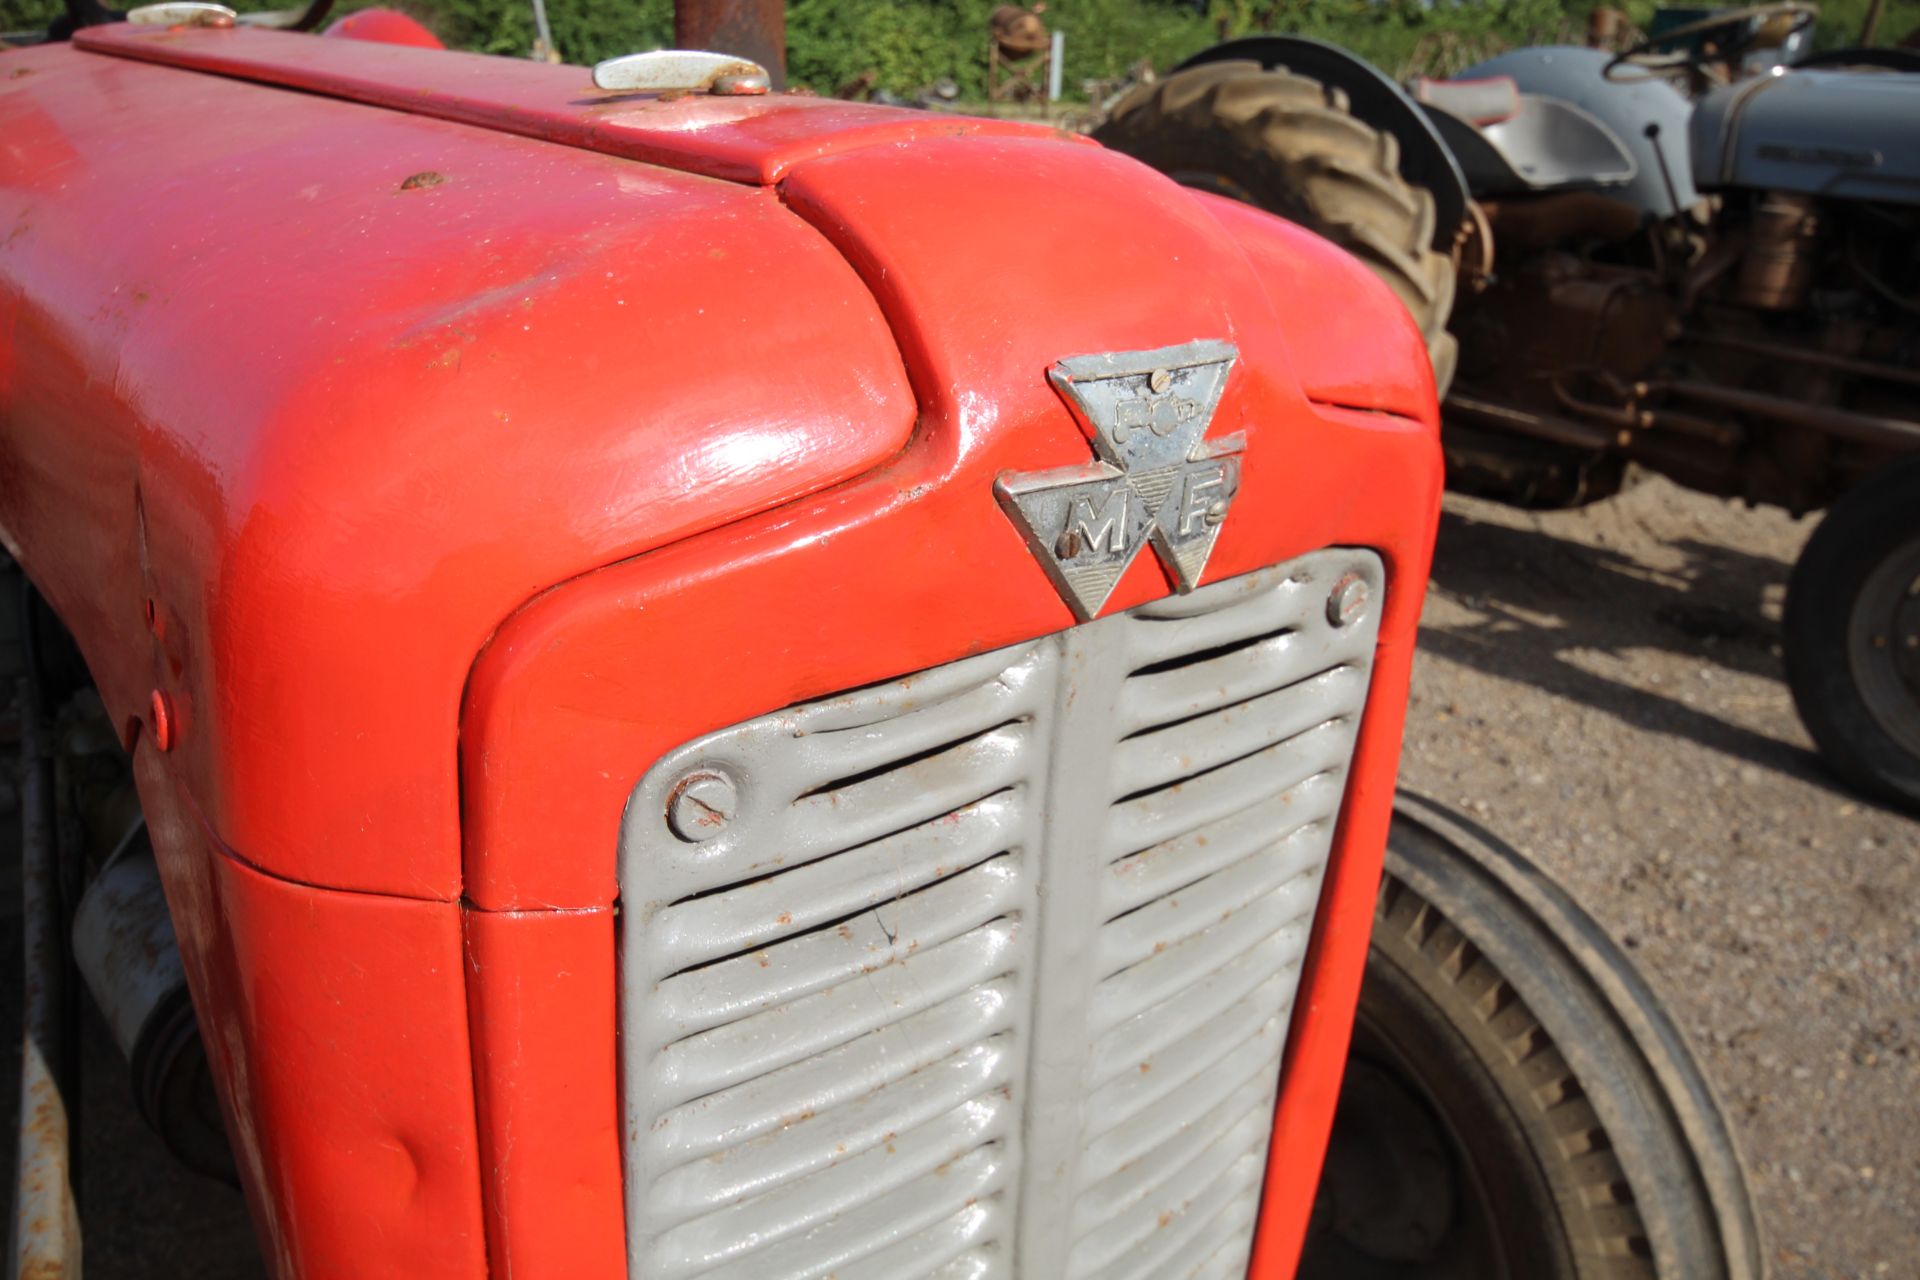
[1846,534,1920,760]
[1316,1007,1523,1279]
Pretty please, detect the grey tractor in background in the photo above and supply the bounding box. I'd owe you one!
[1098,5,1920,813]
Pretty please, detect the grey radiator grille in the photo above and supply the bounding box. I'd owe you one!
[619,549,1384,1280]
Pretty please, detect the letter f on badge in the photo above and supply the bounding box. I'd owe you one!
[995,340,1245,621]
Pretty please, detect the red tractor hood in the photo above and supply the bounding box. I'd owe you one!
[0,29,1434,897]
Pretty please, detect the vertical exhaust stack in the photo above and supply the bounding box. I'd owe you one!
[674,0,786,90]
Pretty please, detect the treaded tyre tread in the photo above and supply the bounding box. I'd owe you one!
[1783,454,1920,812]
[1302,795,1764,1279]
[1096,61,1459,392]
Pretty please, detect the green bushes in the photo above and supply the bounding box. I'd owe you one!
[434,0,667,58]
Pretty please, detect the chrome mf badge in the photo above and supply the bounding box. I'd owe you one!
[996,339,1244,621]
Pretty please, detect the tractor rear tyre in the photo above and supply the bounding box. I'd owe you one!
[1300,795,1763,1280]
[1784,454,1920,812]
[1096,61,1459,393]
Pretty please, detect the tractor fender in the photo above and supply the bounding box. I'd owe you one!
[1460,46,1698,218]
[1174,36,1471,250]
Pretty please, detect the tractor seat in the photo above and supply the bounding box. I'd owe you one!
[1412,75,1522,126]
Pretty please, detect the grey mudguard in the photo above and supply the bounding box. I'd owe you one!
[617,549,1384,1280]
[1690,67,1920,205]
[1423,92,1637,195]
[1462,45,1699,217]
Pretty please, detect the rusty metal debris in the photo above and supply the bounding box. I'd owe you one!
[11,677,81,1280]
[988,4,1052,103]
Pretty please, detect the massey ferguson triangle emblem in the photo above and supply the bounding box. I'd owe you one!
[996,339,1245,621]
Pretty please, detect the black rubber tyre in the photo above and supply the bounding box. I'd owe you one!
[1300,795,1763,1280]
[1095,61,1459,393]
[1783,454,1920,812]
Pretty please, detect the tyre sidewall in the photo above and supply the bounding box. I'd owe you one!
[1784,455,1920,808]
[1378,812,1742,1279]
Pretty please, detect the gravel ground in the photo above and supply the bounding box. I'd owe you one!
[5,474,1914,1278]
[1403,475,1920,1280]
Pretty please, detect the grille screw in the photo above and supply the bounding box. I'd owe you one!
[1148,368,1172,394]
[667,770,737,841]
[1326,573,1370,628]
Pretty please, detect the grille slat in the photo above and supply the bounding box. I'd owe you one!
[1117,625,1355,737]
[1110,665,1368,797]
[1089,867,1319,1034]
[646,982,1018,1163]
[791,648,1046,778]
[651,922,1020,1106]
[1069,1074,1275,1238]
[654,1098,1012,1277]
[784,725,1033,864]
[1121,573,1320,668]
[1105,723,1352,858]
[1087,1001,1287,1141]
[654,857,1021,1037]
[683,1145,1011,1280]
[833,1204,1007,1280]
[795,644,1043,736]
[1190,1235,1260,1280]
[1094,838,1322,978]
[1088,946,1296,1090]
[651,1039,1014,1217]
[1080,1015,1287,1185]
[620,551,1383,1278]
[926,1251,1007,1280]
[1102,1179,1263,1280]
[1068,1102,1272,1273]
[647,792,1023,979]
[1102,773,1344,918]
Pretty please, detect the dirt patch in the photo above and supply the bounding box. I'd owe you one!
[1402,475,1920,1280]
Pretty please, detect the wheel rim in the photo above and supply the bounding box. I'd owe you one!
[1303,1009,1543,1279]
[1845,533,1920,760]
[1299,880,1579,1279]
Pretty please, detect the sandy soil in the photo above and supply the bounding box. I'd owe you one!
[1403,476,1919,1280]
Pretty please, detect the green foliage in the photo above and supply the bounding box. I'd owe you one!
[3,0,58,34]
[8,0,1920,93]
[782,0,1219,100]
[785,0,988,97]
[432,0,668,59]
[1810,0,1920,48]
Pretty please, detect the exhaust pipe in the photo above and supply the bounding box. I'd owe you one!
[70,834,232,1182]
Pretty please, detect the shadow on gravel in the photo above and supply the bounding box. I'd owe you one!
[1420,508,1831,781]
